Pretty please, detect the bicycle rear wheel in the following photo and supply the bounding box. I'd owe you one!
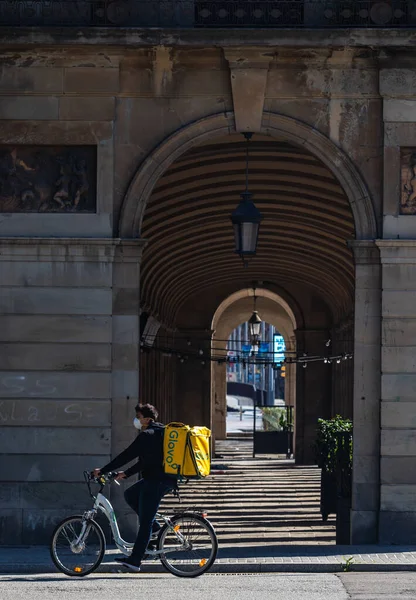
[50,515,106,577]
[158,513,218,577]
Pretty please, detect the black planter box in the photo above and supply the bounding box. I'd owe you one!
[320,469,337,521]
[253,430,293,455]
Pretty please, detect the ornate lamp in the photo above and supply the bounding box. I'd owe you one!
[231,132,263,266]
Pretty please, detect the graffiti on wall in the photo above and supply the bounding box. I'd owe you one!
[0,145,96,213]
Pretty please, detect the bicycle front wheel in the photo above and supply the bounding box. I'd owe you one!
[50,515,106,577]
[158,513,218,577]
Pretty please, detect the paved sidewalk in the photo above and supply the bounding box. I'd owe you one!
[2,544,416,574]
[3,440,413,575]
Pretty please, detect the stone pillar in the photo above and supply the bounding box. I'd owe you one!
[295,329,331,465]
[287,362,296,454]
[349,241,381,544]
[376,241,416,543]
[109,240,145,539]
[331,318,354,419]
[211,359,227,441]
[174,329,212,428]
[139,327,176,424]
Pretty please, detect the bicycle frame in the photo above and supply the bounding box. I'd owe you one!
[81,491,186,557]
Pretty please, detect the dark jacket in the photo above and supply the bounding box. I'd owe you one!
[100,422,170,481]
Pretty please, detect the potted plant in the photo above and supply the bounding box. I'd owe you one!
[254,406,294,456]
[314,415,352,542]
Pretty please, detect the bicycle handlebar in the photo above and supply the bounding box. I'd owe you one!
[94,471,120,483]
[83,470,121,497]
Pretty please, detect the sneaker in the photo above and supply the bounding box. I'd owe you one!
[114,556,141,572]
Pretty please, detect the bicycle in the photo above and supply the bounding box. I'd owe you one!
[50,471,218,578]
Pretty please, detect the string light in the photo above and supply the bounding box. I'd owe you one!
[140,333,354,373]
[146,333,355,346]
[166,347,353,366]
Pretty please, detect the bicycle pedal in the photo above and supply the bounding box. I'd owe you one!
[143,552,158,562]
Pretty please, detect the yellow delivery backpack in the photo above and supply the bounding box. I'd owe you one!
[163,422,211,479]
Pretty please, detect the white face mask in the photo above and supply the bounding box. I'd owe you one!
[133,417,142,430]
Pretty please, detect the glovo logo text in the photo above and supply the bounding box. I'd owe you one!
[166,429,180,470]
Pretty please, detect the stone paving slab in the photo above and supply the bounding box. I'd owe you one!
[2,545,416,574]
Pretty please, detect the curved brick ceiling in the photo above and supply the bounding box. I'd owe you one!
[140,134,355,327]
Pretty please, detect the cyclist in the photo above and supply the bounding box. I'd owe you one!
[93,403,175,572]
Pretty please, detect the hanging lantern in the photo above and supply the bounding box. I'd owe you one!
[248,309,262,340]
[230,132,263,264]
[248,288,262,352]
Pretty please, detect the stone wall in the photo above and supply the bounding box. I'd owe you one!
[0,40,415,544]
[0,238,142,544]
[378,242,416,543]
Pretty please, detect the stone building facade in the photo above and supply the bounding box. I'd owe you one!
[1,4,416,546]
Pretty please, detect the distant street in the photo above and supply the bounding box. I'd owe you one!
[2,573,416,600]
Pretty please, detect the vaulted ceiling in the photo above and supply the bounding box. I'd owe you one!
[140,133,355,327]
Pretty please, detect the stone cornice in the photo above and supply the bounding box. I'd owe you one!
[376,240,416,247]
[0,237,147,262]
[376,239,416,262]
[1,27,416,49]
[223,47,273,69]
[348,240,380,265]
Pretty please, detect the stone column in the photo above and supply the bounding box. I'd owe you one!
[295,329,331,465]
[211,359,227,441]
[331,318,354,419]
[376,241,416,543]
[173,329,212,429]
[109,239,145,539]
[349,241,381,544]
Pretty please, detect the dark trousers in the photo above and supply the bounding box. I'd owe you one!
[124,478,174,562]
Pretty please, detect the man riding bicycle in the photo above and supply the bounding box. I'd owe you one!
[93,403,174,572]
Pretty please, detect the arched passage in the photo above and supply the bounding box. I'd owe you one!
[128,112,377,466]
[211,288,297,442]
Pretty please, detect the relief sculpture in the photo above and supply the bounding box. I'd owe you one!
[401,149,416,215]
[0,145,96,212]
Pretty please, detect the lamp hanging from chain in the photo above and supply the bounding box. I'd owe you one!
[248,286,262,353]
[230,132,263,267]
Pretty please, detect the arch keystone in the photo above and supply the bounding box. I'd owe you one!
[223,48,273,133]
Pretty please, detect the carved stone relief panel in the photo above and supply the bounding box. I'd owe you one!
[401,148,416,215]
[0,146,96,213]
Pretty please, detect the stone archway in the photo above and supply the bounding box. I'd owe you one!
[124,111,380,543]
[119,112,377,240]
[211,288,297,442]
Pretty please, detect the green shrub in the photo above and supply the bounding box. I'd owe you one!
[314,415,352,473]
[261,407,293,432]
